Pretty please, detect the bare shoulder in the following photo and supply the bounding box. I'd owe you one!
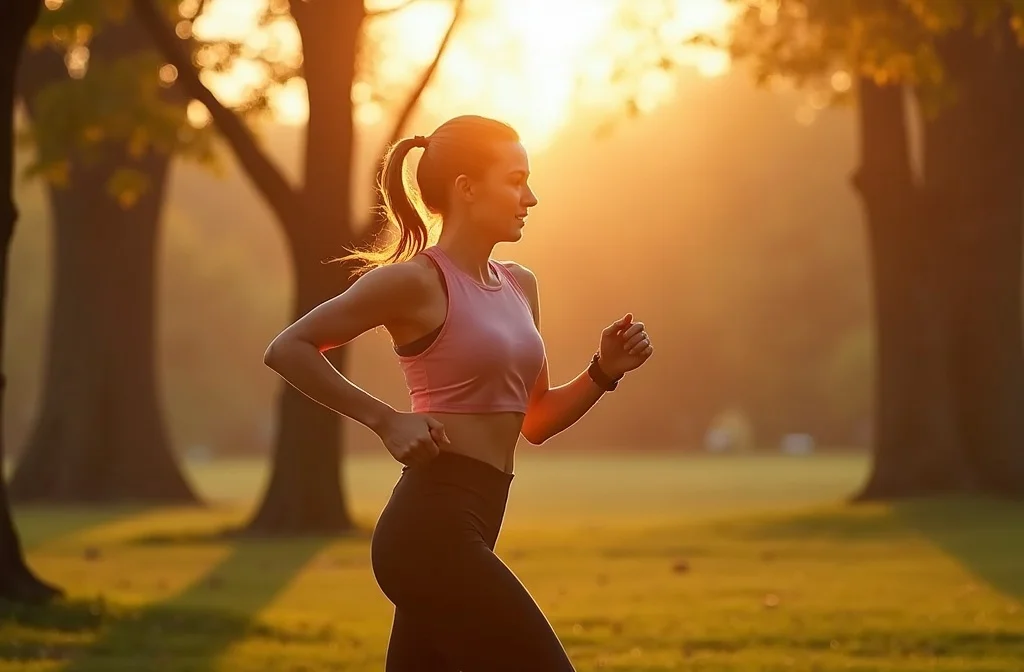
[498,260,538,295]
[268,256,441,352]
[330,256,440,330]
[356,255,438,301]
[498,260,540,323]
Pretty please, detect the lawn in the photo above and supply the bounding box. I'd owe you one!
[3,452,1024,671]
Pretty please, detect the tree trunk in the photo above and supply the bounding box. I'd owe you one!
[9,148,198,504]
[1,0,63,603]
[243,1,363,534]
[922,24,1024,495]
[853,80,968,500]
[245,263,353,534]
[947,177,1024,495]
[856,21,1024,500]
[135,0,463,533]
[8,7,199,504]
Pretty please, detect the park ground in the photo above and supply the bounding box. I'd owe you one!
[3,451,1024,671]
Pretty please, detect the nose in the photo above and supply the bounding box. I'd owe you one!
[523,185,538,208]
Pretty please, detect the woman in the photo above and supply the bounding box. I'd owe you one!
[263,114,653,671]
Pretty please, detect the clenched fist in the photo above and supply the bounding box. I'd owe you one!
[598,313,653,378]
[376,411,450,467]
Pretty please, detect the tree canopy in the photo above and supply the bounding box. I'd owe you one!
[726,0,1024,111]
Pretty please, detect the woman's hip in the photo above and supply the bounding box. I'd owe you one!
[370,451,514,596]
[373,451,513,544]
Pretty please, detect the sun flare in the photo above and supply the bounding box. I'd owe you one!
[189,0,734,150]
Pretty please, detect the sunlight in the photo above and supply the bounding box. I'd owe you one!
[366,0,736,149]
[187,0,734,150]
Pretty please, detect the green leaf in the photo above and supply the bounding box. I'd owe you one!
[21,0,290,190]
[106,167,151,209]
[721,0,1022,109]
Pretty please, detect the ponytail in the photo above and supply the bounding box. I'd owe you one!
[337,116,520,277]
[338,135,432,276]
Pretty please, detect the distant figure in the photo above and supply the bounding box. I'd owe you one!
[780,432,816,456]
[263,114,654,671]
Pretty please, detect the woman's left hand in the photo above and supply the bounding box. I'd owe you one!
[598,313,653,378]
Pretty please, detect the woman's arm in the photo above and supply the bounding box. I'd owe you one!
[264,259,453,466]
[521,358,608,445]
[505,263,651,445]
[263,261,430,434]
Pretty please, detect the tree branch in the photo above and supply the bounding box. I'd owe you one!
[132,0,303,226]
[193,0,210,20]
[365,0,419,19]
[358,0,466,244]
[384,0,465,151]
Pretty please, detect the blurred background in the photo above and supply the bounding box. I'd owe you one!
[6,0,871,463]
[2,1,1023,670]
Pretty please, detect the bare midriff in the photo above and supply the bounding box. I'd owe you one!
[428,411,525,473]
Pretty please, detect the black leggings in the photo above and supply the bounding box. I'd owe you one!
[371,451,576,671]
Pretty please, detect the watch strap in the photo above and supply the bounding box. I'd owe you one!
[588,353,622,392]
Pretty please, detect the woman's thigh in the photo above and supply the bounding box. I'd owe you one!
[395,546,576,672]
[384,608,457,672]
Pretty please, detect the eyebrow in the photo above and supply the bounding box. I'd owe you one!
[507,169,529,178]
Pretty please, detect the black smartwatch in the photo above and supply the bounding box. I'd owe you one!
[587,352,622,392]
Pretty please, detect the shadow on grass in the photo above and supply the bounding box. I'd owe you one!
[892,496,1024,601]
[0,596,109,632]
[127,524,373,547]
[703,503,911,542]
[14,505,146,551]
[3,535,338,671]
[558,627,1024,660]
[713,495,1024,601]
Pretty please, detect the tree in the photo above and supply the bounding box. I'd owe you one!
[723,0,1024,497]
[0,0,62,603]
[135,0,466,534]
[9,2,208,503]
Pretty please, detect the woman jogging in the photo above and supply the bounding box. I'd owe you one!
[263,114,654,671]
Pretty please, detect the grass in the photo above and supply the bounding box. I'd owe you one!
[4,451,1024,671]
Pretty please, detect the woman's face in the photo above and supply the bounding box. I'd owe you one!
[458,140,538,243]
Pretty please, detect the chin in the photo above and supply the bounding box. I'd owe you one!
[486,219,525,245]
[504,228,524,243]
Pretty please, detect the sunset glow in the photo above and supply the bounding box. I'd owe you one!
[188,0,735,150]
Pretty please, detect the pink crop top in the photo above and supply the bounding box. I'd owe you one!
[396,246,546,414]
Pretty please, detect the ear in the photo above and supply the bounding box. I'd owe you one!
[453,174,475,203]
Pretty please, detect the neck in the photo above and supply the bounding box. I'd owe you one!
[436,220,497,284]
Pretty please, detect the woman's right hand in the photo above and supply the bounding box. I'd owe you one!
[376,411,451,466]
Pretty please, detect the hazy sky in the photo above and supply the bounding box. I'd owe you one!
[185,0,736,149]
